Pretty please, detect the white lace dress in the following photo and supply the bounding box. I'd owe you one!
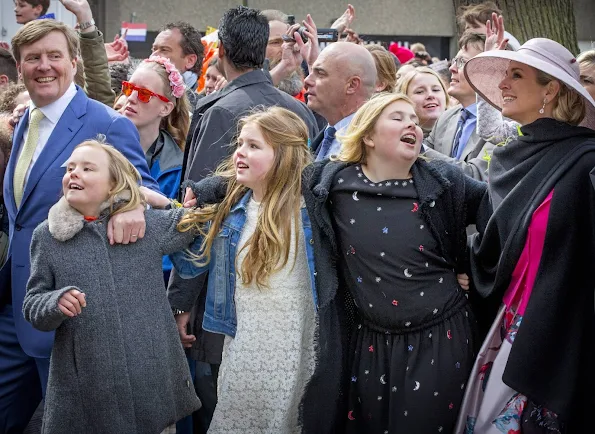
[208,198,317,434]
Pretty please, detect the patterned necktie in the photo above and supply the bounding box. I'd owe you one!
[14,108,44,207]
[451,108,470,160]
[316,126,337,162]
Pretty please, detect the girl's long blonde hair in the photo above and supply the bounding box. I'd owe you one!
[178,107,312,288]
[337,92,420,164]
[74,139,144,216]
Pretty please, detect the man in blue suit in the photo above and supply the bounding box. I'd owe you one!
[0,19,158,432]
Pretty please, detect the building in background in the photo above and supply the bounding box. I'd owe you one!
[1,0,593,57]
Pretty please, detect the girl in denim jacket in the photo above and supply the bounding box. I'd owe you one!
[170,107,318,434]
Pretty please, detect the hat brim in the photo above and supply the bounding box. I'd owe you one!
[464,50,595,130]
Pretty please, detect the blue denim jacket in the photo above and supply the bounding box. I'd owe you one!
[170,191,318,338]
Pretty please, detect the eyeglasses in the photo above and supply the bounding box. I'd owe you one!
[450,57,469,69]
[121,81,170,103]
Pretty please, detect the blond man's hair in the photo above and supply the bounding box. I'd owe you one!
[337,92,419,164]
[11,19,79,62]
[396,66,451,108]
[73,139,145,216]
[178,106,312,288]
[365,45,398,93]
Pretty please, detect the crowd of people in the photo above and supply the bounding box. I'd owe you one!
[1,0,595,433]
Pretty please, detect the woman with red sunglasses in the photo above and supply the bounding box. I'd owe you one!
[120,55,190,283]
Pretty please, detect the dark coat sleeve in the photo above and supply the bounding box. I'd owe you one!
[463,174,488,226]
[186,106,238,182]
[167,266,207,312]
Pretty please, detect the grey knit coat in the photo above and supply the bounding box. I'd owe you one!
[23,198,201,434]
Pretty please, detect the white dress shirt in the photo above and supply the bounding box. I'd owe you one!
[17,83,78,182]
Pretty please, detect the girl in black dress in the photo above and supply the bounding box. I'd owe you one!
[307,93,486,433]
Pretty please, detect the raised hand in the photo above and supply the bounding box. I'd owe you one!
[344,28,364,45]
[59,0,93,24]
[485,12,509,52]
[298,15,320,70]
[331,4,356,34]
[0,42,9,51]
[106,33,130,63]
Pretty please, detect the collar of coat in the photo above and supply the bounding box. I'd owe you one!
[48,192,132,241]
[194,69,271,111]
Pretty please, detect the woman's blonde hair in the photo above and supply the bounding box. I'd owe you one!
[365,45,398,93]
[73,139,144,216]
[178,107,312,288]
[578,50,595,69]
[536,69,586,126]
[396,66,450,107]
[136,61,190,151]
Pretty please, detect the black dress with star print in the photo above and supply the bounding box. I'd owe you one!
[330,165,477,434]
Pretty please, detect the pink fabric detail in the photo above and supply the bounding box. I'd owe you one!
[502,190,553,315]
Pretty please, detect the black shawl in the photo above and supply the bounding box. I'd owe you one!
[470,118,595,425]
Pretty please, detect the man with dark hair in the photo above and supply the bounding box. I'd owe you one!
[13,0,50,24]
[424,32,495,181]
[0,48,18,93]
[170,7,318,433]
[152,21,205,110]
[182,6,317,181]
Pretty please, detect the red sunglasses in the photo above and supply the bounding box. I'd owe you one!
[121,81,170,103]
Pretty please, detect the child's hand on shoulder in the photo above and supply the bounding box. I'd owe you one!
[58,289,87,317]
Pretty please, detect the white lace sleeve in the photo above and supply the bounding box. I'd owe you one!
[477,95,520,143]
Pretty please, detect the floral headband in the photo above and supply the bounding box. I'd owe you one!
[143,55,186,99]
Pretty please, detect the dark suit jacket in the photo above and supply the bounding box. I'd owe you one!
[183,69,319,183]
[424,105,495,181]
[311,129,325,157]
[1,86,156,358]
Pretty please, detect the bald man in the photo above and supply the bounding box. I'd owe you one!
[304,42,377,160]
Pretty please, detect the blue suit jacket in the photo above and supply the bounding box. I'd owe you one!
[0,87,158,358]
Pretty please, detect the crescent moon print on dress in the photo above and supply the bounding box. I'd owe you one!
[329,164,475,433]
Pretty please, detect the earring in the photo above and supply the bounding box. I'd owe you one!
[539,98,547,114]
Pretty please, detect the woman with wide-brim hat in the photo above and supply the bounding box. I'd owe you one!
[455,37,595,433]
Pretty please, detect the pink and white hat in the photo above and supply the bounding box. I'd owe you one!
[464,38,595,130]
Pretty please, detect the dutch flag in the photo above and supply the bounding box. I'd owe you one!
[121,22,147,42]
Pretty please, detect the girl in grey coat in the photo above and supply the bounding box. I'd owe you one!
[22,140,200,434]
